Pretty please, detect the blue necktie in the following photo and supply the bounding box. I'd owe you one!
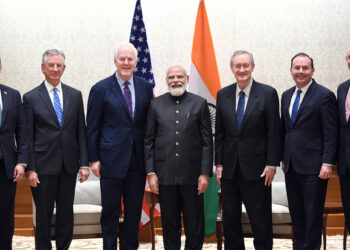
[124,81,133,117]
[291,89,302,124]
[53,88,63,126]
[236,91,245,129]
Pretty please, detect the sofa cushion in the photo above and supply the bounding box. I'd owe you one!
[272,182,289,207]
[74,180,101,205]
[50,204,101,226]
[241,204,291,224]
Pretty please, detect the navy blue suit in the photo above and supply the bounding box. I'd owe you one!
[337,79,350,233]
[281,80,338,250]
[0,84,28,250]
[87,74,153,250]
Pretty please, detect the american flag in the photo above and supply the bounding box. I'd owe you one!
[129,0,159,227]
[129,0,155,87]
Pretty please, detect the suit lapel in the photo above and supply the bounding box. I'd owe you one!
[133,77,143,122]
[0,86,9,127]
[61,83,70,128]
[38,82,61,128]
[110,75,132,122]
[293,80,316,125]
[225,84,238,131]
[340,82,350,125]
[239,81,259,132]
[284,87,295,127]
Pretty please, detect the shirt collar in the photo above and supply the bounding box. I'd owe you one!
[115,72,134,88]
[295,79,312,94]
[236,78,253,97]
[44,80,62,93]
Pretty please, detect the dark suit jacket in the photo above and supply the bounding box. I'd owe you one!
[281,79,338,174]
[86,74,153,178]
[337,79,350,176]
[0,84,28,179]
[144,92,213,185]
[23,82,88,174]
[215,80,281,181]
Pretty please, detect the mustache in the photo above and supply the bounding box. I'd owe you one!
[170,82,184,87]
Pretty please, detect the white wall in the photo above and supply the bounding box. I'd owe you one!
[1,0,349,106]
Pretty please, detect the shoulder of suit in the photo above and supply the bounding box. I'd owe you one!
[252,80,277,94]
[338,79,350,91]
[282,85,295,97]
[134,76,153,89]
[0,83,20,95]
[217,83,235,95]
[23,83,44,98]
[186,91,207,102]
[312,80,335,96]
[61,83,81,93]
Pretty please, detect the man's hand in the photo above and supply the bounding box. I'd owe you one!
[319,164,333,180]
[91,161,101,178]
[13,164,25,182]
[260,167,276,187]
[148,174,159,194]
[281,162,285,172]
[198,174,209,195]
[26,171,40,187]
[215,165,223,186]
[78,168,90,183]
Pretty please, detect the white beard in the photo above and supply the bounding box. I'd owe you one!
[168,82,187,96]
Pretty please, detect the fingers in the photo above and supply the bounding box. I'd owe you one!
[78,168,90,183]
[149,175,159,194]
[91,161,101,178]
[26,172,40,187]
[13,165,25,182]
[215,166,223,186]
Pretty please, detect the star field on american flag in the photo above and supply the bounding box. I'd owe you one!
[129,0,155,87]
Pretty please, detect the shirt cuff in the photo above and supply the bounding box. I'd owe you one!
[79,166,90,169]
[147,172,156,176]
[266,166,277,170]
[18,163,27,168]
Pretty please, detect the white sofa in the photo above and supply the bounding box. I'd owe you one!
[33,179,102,237]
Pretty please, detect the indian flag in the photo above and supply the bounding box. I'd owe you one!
[188,0,222,238]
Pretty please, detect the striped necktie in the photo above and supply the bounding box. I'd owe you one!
[53,88,63,126]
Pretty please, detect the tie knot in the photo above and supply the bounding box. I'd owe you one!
[124,81,130,87]
[239,91,245,97]
[297,89,302,95]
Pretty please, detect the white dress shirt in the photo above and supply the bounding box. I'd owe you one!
[44,81,63,109]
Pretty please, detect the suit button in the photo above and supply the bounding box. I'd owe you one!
[176,120,179,124]
[176,100,180,104]
[176,142,179,146]
[176,153,179,157]
[176,131,179,135]
[176,110,179,113]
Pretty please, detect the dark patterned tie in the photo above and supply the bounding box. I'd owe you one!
[236,91,245,129]
[124,81,133,117]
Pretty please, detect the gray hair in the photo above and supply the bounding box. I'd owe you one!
[114,43,138,60]
[42,49,66,64]
[230,50,255,67]
[166,65,187,78]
